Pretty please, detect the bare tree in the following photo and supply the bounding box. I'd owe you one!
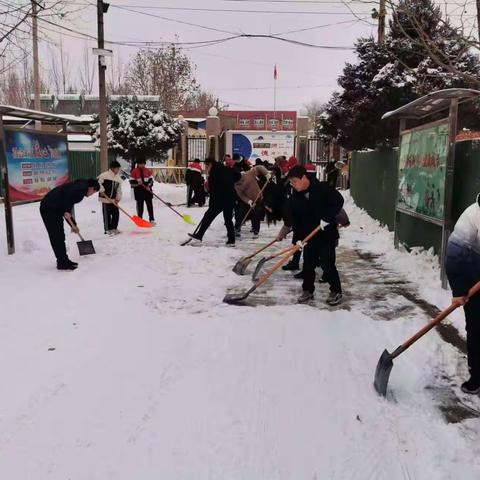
[79,44,95,95]
[303,100,326,126]
[125,45,200,112]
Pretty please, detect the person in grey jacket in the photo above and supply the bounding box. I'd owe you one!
[445,195,480,393]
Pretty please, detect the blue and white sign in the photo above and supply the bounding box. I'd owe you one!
[232,132,295,162]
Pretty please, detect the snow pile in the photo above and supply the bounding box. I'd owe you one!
[342,191,466,338]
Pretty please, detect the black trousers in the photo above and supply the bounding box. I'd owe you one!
[187,177,205,207]
[136,196,154,221]
[446,243,480,380]
[235,202,261,233]
[40,205,69,265]
[302,235,341,294]
[102,203,119,231]
[195,202,235,242]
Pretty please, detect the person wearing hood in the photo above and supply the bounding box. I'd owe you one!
[446,195,480,394]
[234,165,269,238]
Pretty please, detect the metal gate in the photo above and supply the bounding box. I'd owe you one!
[187,136,207,161]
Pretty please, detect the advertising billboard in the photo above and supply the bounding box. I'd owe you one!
[4,129,69,202]
[232,132,295,162]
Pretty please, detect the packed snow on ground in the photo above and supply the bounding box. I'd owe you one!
[0,183,479,479]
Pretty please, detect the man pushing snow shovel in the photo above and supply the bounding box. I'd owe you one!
[40,178,99,270]
[276,165,344,306]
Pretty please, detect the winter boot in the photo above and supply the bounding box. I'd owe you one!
[252,231,259,239]
[297,290,314,304]
[461,377,480,394]
[282,260,299,271]
[326,291,343,306]
[57,262,77,271]
[226,240,236,247]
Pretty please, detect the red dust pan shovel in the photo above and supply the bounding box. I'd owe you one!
[109,200,152,228]
[65,218,95,255]
[223,225,322,305]
[232,238,278,275]
[374,280,480,397]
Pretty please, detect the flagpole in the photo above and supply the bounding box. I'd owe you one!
[273,64,277,128]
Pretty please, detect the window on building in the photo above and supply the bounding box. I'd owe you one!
[282,119,294,128]
[239,118,250,126]
[269,119,280,127]
[254,118,265,127]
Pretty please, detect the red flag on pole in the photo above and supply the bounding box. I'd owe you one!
[274,64,278,80]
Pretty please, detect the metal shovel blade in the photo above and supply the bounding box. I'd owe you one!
[223,286,256,305]
[252,257,269,281]
[232,256,252,275]
[373,349,394,397]
[77,239,96,256]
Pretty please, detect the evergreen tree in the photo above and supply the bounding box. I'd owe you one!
[92,101,184,163]
[318,0,480,150]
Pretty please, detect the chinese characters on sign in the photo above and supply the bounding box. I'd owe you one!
[232,132,295,162]
[397,122,449,221]
[4,129,69,202]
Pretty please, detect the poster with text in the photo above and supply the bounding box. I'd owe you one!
[4,129,69,202]
[397,122,449,221]
[232,132,295,162]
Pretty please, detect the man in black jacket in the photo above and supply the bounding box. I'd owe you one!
[40,178,100,270]
[277,165,344,305]
[187,158,241,246]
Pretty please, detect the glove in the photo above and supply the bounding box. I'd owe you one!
[248,200,254,207]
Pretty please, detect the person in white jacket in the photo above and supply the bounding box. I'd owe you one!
[445,195,480,393]
[97,160,123,234]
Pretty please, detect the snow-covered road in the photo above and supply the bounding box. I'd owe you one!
[1,184,479,479]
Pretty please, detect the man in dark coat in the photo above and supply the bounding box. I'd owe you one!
[277,165,344,305]
[187,158,241,246]
[40,178,100,270]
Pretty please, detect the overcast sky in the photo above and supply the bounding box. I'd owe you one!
[39,0,478,112]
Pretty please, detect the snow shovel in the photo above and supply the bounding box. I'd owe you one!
[107,199,152,228]
[65,217,95,255]
[374,280,480,397]
[223,225,322,305]
[252,244,299,281]
[142,184,195,226]
[232,238,278,275]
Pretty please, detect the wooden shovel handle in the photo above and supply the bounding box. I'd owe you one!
[255,225,322,288]
[240,179,270,227]
[399,280,480,353]
[64,216,85,242]
[248,238,278,259]
[271,244,298,259]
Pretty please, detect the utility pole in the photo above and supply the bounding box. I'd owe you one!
[476,0,480,46]
[31,0,41,127]
[97,1,108,172]
[378,0,386,44]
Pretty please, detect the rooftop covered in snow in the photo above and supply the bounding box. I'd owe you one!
[0,105,90,125]
[382,88,480,120]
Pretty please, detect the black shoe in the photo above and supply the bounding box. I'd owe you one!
[226,240,235,247]
[294,271,305,280]
[282,261,299,271]
[235,230,241,238]
[67,260,78,267]
[298,291,314,303]
[57,262,77,271]
[326,291,343,306]
[318,277,328,284]
[461,377,480,394]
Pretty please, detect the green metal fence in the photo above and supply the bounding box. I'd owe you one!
[350,140,480,254]
[68,151,101,181]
